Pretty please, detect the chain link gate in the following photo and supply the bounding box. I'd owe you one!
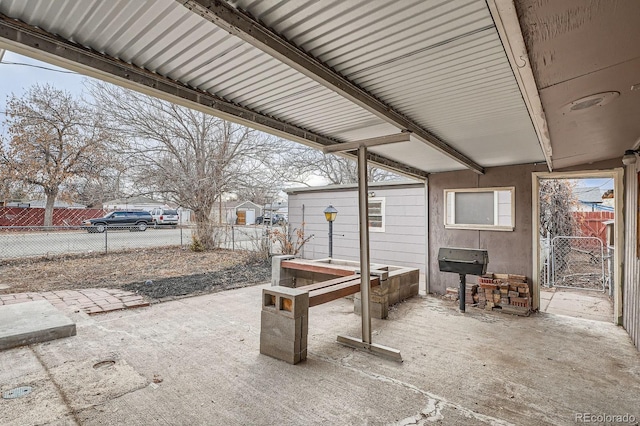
[551,236,605,291]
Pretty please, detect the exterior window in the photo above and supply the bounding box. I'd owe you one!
[368,198,385,232]
[444,187,515,231]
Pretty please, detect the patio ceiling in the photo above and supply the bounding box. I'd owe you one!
[515,0,640,169]
[0,0,597,178]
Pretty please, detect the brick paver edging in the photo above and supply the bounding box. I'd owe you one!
[0,288,149,315]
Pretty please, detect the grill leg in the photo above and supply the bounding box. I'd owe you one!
[459,273,466,313]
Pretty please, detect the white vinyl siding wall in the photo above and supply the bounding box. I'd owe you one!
[287,183,427,273]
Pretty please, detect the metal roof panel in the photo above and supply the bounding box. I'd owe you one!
[0,0,545,173]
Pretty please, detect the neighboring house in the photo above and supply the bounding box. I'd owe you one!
[286,181,426,275]
[6,200,87,209]
[103,196,166,211]
[234,201,262,225]
[572,187,604,212]
[602,189,615,208]
[212,201,262,225]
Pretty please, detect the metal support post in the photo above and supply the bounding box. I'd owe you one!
[328,220,333,258]
[336,145,401,362]
[357,146,372,344]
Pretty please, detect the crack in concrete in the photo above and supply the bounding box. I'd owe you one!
[30,346,81,426]
[94,324,140,340]
[312,351,515,426]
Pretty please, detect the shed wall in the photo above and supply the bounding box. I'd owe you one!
[287,184,427,274]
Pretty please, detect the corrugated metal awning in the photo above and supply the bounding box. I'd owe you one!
[0,0,546,177]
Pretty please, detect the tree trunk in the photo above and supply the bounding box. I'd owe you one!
[194,209,216,250]
[43,188,58,227]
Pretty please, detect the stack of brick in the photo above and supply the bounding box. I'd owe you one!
[476,273,531,315]
[465,284,478,305]
[444,285,478,305]
[444,287,458,301]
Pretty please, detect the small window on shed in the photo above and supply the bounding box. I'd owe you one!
[368,198,385,232]
[444,187,515,231]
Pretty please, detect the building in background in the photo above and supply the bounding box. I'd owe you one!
[286,181,426,281]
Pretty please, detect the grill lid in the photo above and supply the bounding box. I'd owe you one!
[438,247,489,276]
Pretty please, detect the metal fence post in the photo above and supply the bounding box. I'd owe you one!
[232,225,235,251]
[105,226,108,254]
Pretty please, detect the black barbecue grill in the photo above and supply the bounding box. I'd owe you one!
[438,247,489,312]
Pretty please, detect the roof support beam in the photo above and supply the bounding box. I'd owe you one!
[487,0,553,171]
[180,0,484,175]
[0,14,428,180]
[322,133,411,154]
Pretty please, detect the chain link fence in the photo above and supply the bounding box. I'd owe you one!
[550,236,606,291]
[0,224,277,261]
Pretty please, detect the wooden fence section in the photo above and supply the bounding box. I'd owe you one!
[0,207,106,227]
[573,211,615,243]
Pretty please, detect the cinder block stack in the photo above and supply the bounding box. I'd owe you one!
[260,286,309,364]
[476,273,530,316]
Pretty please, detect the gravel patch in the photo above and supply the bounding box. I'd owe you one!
[0,247,271,302]
[122,260,271,300]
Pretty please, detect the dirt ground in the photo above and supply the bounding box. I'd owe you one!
[0,247,271,302]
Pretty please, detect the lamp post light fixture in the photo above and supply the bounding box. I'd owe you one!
[324,205,338,258]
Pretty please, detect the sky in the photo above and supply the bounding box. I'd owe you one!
[0,51,617,191]
[0,51,87,101]
[575,178,614,191]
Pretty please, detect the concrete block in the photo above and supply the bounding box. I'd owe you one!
[271,255,296,287]
[0,300,76,351]
[388,290,400,306]
[260,288,308,365]
[373,280,390,296]
[389,276,400,293]
[408,282,420,298]
[262,287,309,319]
[260,333,307,365]
[371,269,389,281]
[354,298,388,319]
[261,311,305,340]
[355,290,388,305]
[294,270,338,287]
[399,281,411,301]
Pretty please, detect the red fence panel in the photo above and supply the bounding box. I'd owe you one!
[572,211,615,243]
[0,207,106,226]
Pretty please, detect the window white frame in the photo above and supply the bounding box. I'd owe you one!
[444,187,515,231]
[368,197,385,232]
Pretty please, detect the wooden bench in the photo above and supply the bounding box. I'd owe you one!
[260,273,380,365]
[280,259,357,277]
[279,258,381,306]
[303,274,380,307]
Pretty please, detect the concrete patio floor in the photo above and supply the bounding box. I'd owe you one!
[1,284,639,426]
[540,287,614,323]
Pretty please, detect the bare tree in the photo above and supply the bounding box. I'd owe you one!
[539,179,578,239]
[89,81,286,248]
[64,165,127,208]
[0,84,113,225]
[296,148,402,184]
[540,179,579,275]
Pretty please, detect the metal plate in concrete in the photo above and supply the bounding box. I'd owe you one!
[0,300,76,351]
[2,386,32,399]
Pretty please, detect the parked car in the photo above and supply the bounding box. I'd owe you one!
[150,207,179,227]
[256,213,286,225]
[81,211,153,233]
